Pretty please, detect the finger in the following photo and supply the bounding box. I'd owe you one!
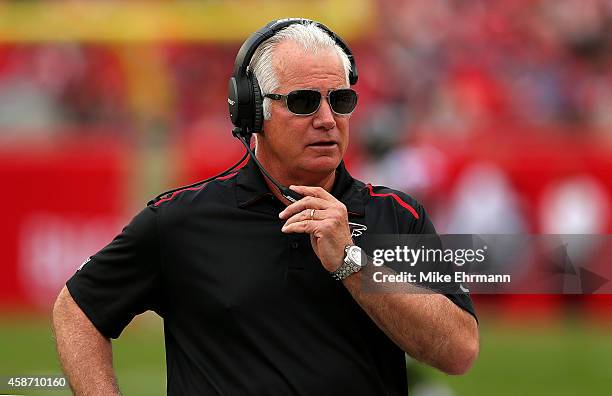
[283,208,330,227]
[281,219,317,234]
[289,185,335,201]
[279,196,330,219]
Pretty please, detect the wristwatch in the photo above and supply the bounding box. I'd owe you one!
[331,245,364,281]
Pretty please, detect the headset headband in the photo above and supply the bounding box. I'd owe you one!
[232,18,358,85]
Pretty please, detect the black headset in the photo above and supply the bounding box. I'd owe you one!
[150,18,358,206]
[228,18,359,138]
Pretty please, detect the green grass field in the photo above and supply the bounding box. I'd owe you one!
[1,312,611,396]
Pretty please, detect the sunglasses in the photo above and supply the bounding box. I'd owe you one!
[264,88,358,116]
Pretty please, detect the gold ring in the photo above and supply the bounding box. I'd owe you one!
[310,209,316,220]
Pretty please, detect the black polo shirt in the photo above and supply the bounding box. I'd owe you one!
[66,157,476,396]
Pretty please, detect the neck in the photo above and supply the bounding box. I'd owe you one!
[254,149,337,206]
[263,170,336,206]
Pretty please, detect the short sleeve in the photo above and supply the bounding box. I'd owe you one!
[66,205,163,338]
[402,199,478,324]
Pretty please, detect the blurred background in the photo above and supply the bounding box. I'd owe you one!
[1,0,611,395]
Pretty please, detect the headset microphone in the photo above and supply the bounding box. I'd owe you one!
[232,127,303,203]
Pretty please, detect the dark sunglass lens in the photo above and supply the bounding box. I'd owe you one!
[329,89,358,114]
[287,90,321,115]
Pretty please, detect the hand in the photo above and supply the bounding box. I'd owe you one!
[279,185,353,272]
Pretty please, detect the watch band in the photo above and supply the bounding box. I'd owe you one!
[331,245,363,281]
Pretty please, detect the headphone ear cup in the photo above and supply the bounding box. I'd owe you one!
[250,75,264,133]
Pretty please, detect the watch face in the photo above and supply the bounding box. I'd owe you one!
[348,246,362,266]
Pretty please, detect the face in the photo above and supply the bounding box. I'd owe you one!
[257,41,351,182]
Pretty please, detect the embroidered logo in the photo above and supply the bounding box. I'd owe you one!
[349,222,367,237]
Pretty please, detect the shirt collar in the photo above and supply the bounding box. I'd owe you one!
[235,156,365,217]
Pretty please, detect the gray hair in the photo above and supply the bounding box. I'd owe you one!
[249,22,352,120]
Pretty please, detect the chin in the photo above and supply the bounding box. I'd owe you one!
[299,155,341,174]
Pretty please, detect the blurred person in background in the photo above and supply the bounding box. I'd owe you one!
[51,19,478,395]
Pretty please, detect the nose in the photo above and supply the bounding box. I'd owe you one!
[312,96,336,130]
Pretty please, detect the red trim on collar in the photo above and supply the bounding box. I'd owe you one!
[155,172,238,206]
[366,184,419,219]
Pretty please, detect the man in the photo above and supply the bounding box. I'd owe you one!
[53,20,478,395]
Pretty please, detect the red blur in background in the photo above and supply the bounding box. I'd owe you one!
[1,0,611,321]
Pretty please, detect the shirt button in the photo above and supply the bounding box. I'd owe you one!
[290,241,299,249]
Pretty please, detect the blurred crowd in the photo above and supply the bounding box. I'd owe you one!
[2,0,612,317]
[0,0,611,141]
[370,0,612,132]
[356,0,612,158]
